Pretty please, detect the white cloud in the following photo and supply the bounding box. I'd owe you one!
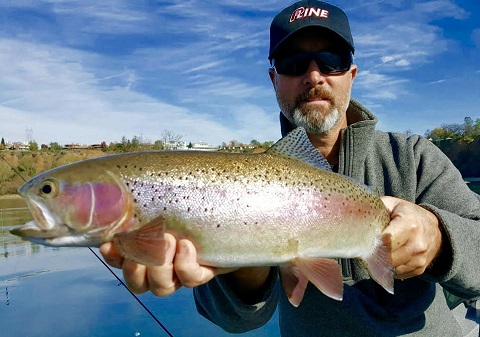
[0,0,478,147]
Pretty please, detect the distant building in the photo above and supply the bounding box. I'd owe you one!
[191,141,218,151]
[163,141,188,150]
[6,141,29,151]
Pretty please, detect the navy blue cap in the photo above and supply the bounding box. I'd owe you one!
[269,0,354,60]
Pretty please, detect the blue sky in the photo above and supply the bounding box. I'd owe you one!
[0,0,478,146]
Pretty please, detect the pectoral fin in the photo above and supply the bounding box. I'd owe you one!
[113,216,167,266]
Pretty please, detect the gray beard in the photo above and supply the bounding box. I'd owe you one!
[289,107,340,134]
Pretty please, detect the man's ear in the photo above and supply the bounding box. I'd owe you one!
[349,64,358,82]
[268,68,276,89]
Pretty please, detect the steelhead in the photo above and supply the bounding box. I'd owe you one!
[10,127,393,306]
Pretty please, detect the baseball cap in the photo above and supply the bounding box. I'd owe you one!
[269,0,354,60]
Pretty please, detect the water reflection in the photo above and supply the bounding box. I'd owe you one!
[1,212,279,337]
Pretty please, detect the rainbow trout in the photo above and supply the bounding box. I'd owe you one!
[10,127,393,306]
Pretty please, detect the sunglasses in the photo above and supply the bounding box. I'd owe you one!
[272,51,353,76]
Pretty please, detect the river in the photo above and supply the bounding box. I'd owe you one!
[0,194,278,337]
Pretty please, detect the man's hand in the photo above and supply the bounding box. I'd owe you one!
[99,233,232,296]
[100,234,271,301]
[381,196,444,280]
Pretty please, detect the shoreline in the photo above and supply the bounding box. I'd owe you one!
[0,194,22,200]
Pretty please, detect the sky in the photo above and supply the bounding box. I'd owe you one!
[0,0,479,147]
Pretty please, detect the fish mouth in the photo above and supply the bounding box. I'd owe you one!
[10,196,97,246]
[9,221,100,247]
[10,221,70,241]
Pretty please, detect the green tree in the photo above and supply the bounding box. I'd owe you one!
[250,139,261,147]
[49,142,63,152]
[0,137,5,150]
[474,118,480,138]
[29,141,39,152]
[464,117,474,140]
[426,127,456,141]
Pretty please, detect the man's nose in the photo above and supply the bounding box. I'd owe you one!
[303,60,326,87]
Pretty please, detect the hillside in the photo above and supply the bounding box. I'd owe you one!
[0,149,106,195]
[1,137,479,196]
[433,137,480,178]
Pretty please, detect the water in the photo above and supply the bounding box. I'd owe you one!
[0,197,279,337]
[465,178,480,195]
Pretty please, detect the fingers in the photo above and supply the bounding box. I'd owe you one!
[174,239,227,288]
[123,233,178,296]
[99,242,123,269]
[380,196,443,280]
[101,234,227,297]
[145,234,181,296]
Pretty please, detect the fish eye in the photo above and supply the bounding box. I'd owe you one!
[39,180,58,197]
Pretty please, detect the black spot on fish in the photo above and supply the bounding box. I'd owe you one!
[163,207,167,211]
[133,199,138,203]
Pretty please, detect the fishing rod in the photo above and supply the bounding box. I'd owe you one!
[0,152,174,337]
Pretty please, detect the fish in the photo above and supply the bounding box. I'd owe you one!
[10,127,393,306]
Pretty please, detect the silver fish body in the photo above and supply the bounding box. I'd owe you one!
[11,127,393,304]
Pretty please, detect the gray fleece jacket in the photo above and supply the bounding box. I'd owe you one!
[194,99,480,336]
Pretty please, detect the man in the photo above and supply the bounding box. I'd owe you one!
[101,1,480,335]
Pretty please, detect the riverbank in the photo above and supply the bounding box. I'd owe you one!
[0,194,25,208]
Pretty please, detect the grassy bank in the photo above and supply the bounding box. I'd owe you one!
[0,149,106,195]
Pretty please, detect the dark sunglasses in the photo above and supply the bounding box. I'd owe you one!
[272,51,353,76]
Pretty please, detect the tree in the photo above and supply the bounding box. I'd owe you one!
[250,139,261,147]
[474,118,480,138]
[0,137,5,150]
[160,129,182,144]
[29,141,39,152]
[426,127,456,141]
[464,117,474,140]
[49,142,63,152]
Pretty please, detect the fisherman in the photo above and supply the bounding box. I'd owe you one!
[100,1,480,335]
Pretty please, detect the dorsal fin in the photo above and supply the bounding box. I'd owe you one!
[267,127,332,171]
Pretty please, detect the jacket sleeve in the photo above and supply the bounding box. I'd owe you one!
[193,268,279,333]
[412,136,480,301]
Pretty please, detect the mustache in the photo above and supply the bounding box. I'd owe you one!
[297,86,333,102]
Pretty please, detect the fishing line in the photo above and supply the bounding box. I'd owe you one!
[1,153,175,337]
[88,247,174,337]
[0,153,24,180]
